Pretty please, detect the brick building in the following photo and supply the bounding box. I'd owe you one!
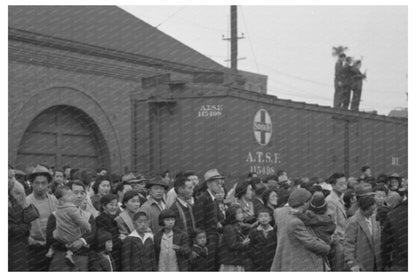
[8,6,266,175]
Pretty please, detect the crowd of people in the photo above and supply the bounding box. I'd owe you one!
[8,163,408,271]
[333,53,367,111]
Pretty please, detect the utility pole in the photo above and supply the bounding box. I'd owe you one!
[222,5,245,70]
[230,5,238,70]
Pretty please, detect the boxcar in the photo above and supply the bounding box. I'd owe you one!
[132,78,407,186]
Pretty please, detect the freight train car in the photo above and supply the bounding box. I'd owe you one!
[132,74,408,185]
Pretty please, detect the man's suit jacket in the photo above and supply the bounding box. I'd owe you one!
[193,191,220,236]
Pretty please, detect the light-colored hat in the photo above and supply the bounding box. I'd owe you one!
[320,182,333,192]
[122,173,140,184]
[27,164,52,183]
[355,182,375,197]
[204,169,224,182]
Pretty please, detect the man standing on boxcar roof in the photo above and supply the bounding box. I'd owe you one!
[333,53,346,108]
[193,169,225,271]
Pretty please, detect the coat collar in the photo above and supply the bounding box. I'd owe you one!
[207,189,216,201]
[355,209,375,248]
[129,230,153,243]
[328,191,347,218]
[257,224,273,232]
[145,197,166,210]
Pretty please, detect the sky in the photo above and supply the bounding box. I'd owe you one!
[120,5,408,115]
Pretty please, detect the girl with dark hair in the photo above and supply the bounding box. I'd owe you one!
[154,209,191,271]
[262,189,278,226]
[218,204,251,271]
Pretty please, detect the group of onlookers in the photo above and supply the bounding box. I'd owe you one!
[8,163,407,271]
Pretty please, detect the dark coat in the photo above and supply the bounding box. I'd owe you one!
[252,197,265,216]
[121,231,157,271]
[95,212,122,270]
[381,200,407,271]
[218,223,250,267]
[154,227,191,271]
[249,225,277,271]
[90,194,102,212]
[189,244,209,271]
[169,199,195,236]
[8,196,39,271]
[194,191,220,236]
[89,252,116,271]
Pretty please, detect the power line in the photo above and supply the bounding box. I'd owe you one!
[155,7,185,28]
[258,62,402,95]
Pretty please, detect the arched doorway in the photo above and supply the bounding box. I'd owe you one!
[16,105,110,171]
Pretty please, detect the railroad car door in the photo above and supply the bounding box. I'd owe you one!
[16,105,109,170]
[331,118,349,175]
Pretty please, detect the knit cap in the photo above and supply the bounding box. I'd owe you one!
[309,192,327,214]
[288,188,311,208]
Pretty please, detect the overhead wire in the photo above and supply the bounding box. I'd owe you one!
[155,7,185,28]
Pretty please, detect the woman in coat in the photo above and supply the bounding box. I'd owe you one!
[115,191,141,239]
[344,192,382,271]
[90,175,112,212]
[234,181,256,224]
[8,178,39,271]
[95,194,122,270]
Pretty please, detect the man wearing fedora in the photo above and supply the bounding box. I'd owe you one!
[25,165,58,271]
[139,176,169,234]
[344,183,382,271]
[193,169,225,271]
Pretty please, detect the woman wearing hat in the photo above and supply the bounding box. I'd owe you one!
[344,183,382,271]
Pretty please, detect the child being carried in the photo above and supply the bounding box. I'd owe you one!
[49,186,91,265]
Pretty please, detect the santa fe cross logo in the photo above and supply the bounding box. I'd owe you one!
[253,109,272,146]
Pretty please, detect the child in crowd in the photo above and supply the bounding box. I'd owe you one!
[249,208,277,271]
[215,186,227,225]
[121,211,157,271]
[154,209,191,271]
[219,204,251,272]
[90,230,116,271]
[49,186,91,265]
[189,228,209,271]
[296,191,336,244]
